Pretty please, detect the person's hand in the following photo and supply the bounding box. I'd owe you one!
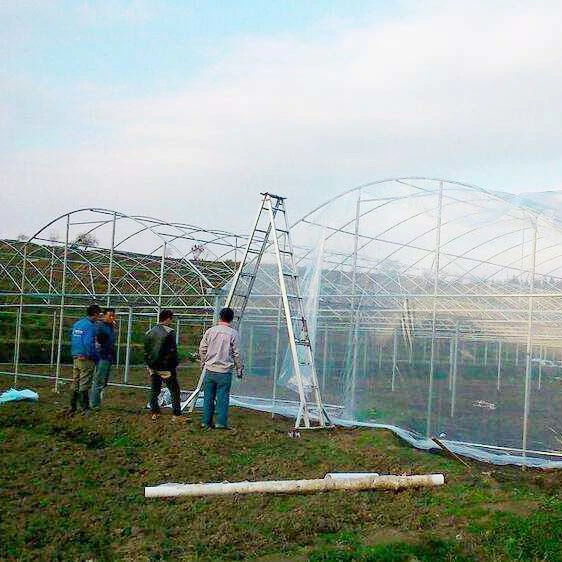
[236,367,244,379]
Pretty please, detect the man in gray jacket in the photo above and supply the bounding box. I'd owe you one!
[199,307,244,429]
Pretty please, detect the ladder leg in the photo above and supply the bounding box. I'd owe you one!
[182,369,206,412]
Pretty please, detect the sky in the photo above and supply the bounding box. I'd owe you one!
[2,0,562,239]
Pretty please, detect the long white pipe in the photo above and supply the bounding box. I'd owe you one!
[145,474,444,498]
[324,472,379,480]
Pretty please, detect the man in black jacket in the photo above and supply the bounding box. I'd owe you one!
[144,309,182,420]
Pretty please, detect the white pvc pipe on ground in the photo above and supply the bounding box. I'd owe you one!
[324,472,379,480]
[145,474,445,498]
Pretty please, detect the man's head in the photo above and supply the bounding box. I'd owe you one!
[103,307,116,325]
[87,304,102,320]
[159,309,174,326]
[219,307,234,324]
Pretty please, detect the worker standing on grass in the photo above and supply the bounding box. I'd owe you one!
[198,307,244,430]
[69,304,102,413]
[144,309,183,421]
[90,307,116,409]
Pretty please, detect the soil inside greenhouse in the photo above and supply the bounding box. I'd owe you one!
[2,367,562,561]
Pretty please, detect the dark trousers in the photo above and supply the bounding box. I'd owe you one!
[149,371,181,416]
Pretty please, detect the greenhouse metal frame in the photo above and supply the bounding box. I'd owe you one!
[0,208,246,392]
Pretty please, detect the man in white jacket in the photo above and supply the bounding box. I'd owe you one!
[198,307,244,429]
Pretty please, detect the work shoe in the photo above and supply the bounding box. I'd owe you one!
[215,424,234,431]
[151,413,160,421]
[200,423,213,430]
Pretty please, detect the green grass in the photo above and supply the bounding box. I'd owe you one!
[1,375,562,561]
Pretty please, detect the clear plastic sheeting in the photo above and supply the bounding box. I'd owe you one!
[227,178,562,468]
[0,388,39,404]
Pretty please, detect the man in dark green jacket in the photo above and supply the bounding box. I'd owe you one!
[144,309,182,420]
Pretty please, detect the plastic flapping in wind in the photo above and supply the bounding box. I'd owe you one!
[227,178,562,468]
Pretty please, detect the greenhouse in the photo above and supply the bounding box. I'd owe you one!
[3,179,562,467]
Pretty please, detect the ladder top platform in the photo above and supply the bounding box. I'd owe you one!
[260,192,286,201]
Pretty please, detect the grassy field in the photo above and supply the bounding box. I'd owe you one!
[2,369,562,561]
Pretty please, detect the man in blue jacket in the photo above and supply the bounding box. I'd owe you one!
[70,304,101,412]
[90,307,116,409]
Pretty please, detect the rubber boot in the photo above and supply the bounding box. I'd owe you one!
[70,391,79,413]
[80,390,90,411]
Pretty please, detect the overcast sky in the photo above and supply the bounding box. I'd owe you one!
[2,0,562,239]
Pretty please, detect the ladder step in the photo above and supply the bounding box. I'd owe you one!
[295,339,312,346]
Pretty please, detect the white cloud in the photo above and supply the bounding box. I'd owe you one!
[3,1,562,238]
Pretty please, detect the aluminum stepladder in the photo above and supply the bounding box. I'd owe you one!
[182,192,331,429]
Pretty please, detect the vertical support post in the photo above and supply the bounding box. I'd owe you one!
[450,323,459,418]
[47,248,55,305]
[391,329,398,391]
[50,310,57,366]
[362,333,368,378]
[212,292,220,325]
[538,345,543,390]
[124,307,133,384]
[272,299,283,417]
[247,326,254,373]
[116,317,122,368]
[157,241,166,319]
[348,190,362,413]
[496,340,502,391]
[378,342,383,371]
[321,326,328,391]
[13,308,22,377]
[426,181,444,437]
[515,343,519,366]
[349,322,360,414]
[270,297,283,419]
[484,342,488,366]
[106,211,117,306]
[522,221,538,461]
[55,215,70,393]
[448,336,454,391]
[176,318,180,345]
[13,243,28,385]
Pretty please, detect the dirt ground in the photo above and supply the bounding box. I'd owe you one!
[2,370,562,561]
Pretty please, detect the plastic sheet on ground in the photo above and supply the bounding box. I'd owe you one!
[146,388,193,411]
[0,388,39,404]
